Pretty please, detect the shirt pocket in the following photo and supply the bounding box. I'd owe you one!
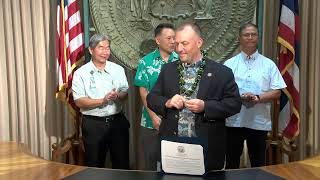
[86,79,100,99]
[261,72,270,92]
[87,86,98,99]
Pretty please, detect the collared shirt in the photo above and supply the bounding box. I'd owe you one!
[178,59,204,137]
[72,60,129,117]
[224,51,286,131]
[134,49,178,129]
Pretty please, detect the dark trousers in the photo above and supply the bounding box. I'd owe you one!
[140,126,159,171]
[226,127,268,169]
[82,113,129,169]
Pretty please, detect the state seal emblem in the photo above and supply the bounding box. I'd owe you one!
[90,0,256,69]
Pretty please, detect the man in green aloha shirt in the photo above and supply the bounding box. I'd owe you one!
[134,23,178,170]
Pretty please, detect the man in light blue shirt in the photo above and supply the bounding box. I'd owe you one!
[224,23,286,168]
[72,33,130,169]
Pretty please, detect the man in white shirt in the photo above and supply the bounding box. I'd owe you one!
[72,34,130,169]
[224,23,286,168]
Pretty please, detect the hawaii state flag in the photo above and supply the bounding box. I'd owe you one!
[278,0,300,140]
[56,0,84,119]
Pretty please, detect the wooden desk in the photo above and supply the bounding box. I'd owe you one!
[263,156,320,179]
[0,142,320,180]
[0,142,84,179]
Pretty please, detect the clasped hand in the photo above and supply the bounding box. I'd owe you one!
[103,88,118,104]
[241,92,259,108]
[165,94,204,113]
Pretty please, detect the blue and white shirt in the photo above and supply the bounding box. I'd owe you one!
[224,51,286,131]
[72,60,129,117]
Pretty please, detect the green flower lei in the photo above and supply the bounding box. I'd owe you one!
[177,59,206,97]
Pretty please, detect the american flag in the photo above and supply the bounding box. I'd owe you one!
[56,0,84,118]
[278,0,300,140]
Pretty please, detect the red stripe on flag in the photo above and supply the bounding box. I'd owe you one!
[56,0,84,119]
[68,23,83,41]
[278,23,295,46]
[279,49,293,72]
[68,1,78,16]
[69,44,85,64]
[282,72,300,109]
[278,0,300,140]
[283,114,299,138]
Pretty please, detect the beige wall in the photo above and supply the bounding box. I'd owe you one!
[0,0,73,159]
[0,0,319,165]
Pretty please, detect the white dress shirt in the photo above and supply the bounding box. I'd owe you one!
[224,51,286,131]
[72,60,129,117]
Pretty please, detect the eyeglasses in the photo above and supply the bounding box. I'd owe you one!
[241,33,258,38]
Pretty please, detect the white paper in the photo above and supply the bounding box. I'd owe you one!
[161,140,205,176]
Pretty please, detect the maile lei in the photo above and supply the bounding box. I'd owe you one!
[177,59,206,97]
